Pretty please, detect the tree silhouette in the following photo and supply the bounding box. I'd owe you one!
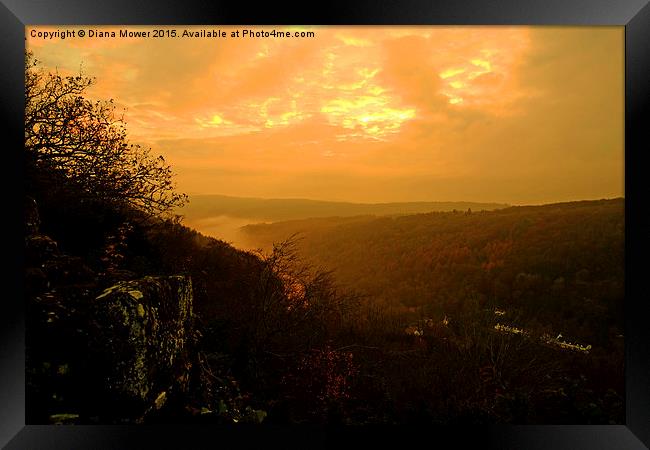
[25,51,187,216]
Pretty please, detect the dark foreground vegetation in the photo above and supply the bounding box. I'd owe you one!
[25,52,624,425]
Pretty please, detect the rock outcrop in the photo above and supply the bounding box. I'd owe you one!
[92,276,194,418]
[25,197,198,423]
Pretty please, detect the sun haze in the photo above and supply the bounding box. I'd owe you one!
[26,26,624,205]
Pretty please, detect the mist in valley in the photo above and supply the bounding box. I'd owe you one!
[181,214,261,251]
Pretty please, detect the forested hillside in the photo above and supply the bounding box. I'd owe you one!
[242,199,624,349]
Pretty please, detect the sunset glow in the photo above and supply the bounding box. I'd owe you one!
[26,26,624,204]
[24,24,628,427]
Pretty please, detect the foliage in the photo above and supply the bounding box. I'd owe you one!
[279,345,358,423]
[25,51,186,216]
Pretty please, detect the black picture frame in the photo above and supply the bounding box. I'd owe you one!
[2,1,649,448]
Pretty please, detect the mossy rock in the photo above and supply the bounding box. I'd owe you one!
[92,275,194,418]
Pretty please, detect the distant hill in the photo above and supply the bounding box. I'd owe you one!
[178,194,509,223]
[177,195,510,247]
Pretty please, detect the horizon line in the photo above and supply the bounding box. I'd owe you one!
[180,193,625,208]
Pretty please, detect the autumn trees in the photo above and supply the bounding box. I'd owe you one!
[25,51,186,216]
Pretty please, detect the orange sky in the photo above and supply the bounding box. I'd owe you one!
[26,26,624,204]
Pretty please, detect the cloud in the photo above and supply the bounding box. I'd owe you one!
[27,26,623,204]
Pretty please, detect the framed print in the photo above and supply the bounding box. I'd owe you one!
[2,0,649,448]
